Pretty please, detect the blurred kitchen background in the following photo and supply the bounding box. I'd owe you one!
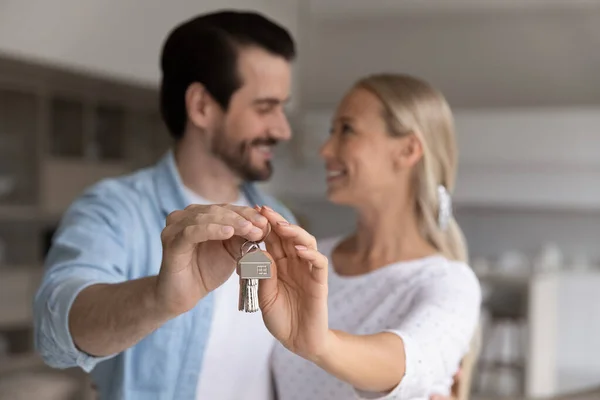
[1,0,600,399]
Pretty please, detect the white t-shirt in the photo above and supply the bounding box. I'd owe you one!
[271,236,482,400]
[185,187,276,400]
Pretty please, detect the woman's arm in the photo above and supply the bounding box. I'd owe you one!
[258,207,481,398]
[316,265,481,398]
[315,329,407,393]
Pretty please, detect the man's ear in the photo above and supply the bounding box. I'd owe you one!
[393,133,424,170]
[185,82,220,130]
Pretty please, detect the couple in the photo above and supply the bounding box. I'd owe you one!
[33,10,481,400]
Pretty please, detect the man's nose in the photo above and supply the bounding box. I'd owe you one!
[270,112,292,141]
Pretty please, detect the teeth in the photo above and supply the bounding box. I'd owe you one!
[255,145,271,154]
[327,170,344,178]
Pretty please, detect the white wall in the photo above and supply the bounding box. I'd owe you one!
[271,106,600,264]
[309,0,600,17]
[0,0,298,86]
[287,107,600,209]
[454,108,600,210]
[302,5,600,109]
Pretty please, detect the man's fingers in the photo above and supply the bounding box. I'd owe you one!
[192,210,262,240]
[454,367,462,380]
[223,235,252,260]
[166,223,235,253]
[175,205,266,241]
[224,204,269,229]
[163,215,261,255]
[195,203,270,232]
[166,210,186,225]
[182,204,269,242]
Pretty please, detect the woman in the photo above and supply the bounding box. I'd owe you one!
[256,73,481,399]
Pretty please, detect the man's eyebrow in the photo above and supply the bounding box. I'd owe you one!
[253,97,291,106]
[338,116,354,123]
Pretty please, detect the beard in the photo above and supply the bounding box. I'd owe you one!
[210,127,277,182]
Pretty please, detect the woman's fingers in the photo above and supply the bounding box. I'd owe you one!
[257,250,279,312]
[260,206,328,284]
[260,207,298,258]
[256,206,285,262]
[261,206,317,252]
[295,246,328,285]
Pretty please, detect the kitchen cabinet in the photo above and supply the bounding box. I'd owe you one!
[495,270,600,399]
[0,55,169,265]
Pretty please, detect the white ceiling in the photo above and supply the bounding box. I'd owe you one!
[0,0,298,86]
[1,0,598,110]
[308,0,600,17]
[302,1,600,109]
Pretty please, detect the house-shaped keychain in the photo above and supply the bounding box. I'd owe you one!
[238,249,272,279]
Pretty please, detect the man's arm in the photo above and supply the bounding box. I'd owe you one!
[68,277,174,357]
[34,185,269,371]
[34,185,146,370]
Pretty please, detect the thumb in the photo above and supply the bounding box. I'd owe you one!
[223,235,250,261]
[258,250,279,313]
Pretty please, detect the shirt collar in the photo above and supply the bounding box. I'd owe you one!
[152,149,190,216]
[152,149,264,216]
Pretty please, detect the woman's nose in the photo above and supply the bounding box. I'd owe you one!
[319,136,336,160]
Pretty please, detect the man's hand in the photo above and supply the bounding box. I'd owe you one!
[157,204,269,316]
[67,204,270,358]
[430,367,462,400]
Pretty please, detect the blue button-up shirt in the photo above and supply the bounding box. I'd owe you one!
[33,151,296,400]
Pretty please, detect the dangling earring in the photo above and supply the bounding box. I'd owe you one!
[437,185,453,231]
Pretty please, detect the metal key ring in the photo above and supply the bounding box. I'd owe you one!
[240,241,260,256]
[239,223,271,256]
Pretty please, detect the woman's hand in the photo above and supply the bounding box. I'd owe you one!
[257,206,330,362]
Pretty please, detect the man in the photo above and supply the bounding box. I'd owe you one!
[34,10,296,400]
[34,9,461,400]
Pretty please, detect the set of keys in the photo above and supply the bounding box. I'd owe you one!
[236,223,272,313]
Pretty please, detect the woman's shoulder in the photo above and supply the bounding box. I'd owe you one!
[417,256,482,301]
[434,257,478,281]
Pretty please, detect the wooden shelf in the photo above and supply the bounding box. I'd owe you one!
[40,158,130,216]
[0,353,45,375]
[0,54,168,228]
[0,268,44,329]
[0,205,61,223]
[0,205,40,221]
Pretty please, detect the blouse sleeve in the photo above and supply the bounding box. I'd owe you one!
[357,262,482,400]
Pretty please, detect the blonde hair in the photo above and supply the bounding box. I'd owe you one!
[355,73,468,263]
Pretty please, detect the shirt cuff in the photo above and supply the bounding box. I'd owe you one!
[44,277,118,372]
[354,330,432,400]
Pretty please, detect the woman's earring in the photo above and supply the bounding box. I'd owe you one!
[437,185,452,231]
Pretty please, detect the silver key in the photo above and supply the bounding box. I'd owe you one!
[237,226,272,313]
